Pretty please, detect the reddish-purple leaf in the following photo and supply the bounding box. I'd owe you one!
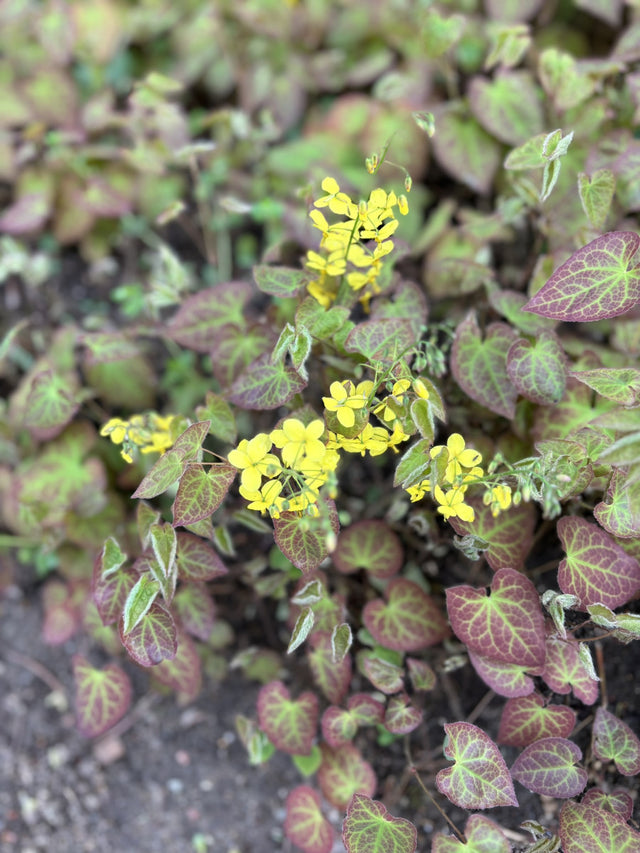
[308,631,352,705]
[449,499,535,571]
[172,462,236,527]
[166,282,252,351]
[347,694,385,726]
[498,694,576,747]
[594,470,640,539]
[274,501,340,575]
[172,583,216,641]
[582,788,634,821]
[119,601,177,667]
[360,654,404,695]
[406,658,436,692]
[593,708,640,776]
[284,786,333,853]
[436,722,518,809]
[73,655,132,738]
[23,368,80,440]
[557,517,640,609]
[511,738,587,797]
[175,531,228,581]
[363,578,450,652]
[384,694,423,735]
[332,520,404,579]
[41,579,81,645]
[559,800,640,853]
[321,707,358,748]
[209,323,274,386]
[523,232,640,322]
[446,569,546,668]
[451,313,519,419]
[227,352,307,410]
[318,744,376,810]
[151,631,202,703]
[432,814,511,853]
[541,634,599,705]
[506,331,568,405]
[342,793,417,853]
[468,650,536,698]
[92,561,137,627]
[131,449,185,499]
[257,680,318,756]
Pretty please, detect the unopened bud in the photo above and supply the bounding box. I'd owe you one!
[404,174,413,193]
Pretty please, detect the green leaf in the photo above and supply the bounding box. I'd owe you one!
[345,318,417,365]
[578,170,616,230]
[175,531,228,581]
[167,282,252,351]
[132,449,185,499]
[469,70,544,145]
[384,694,423,735]
[393,438,432,489]
[587,603,640,644]
[363,578,450,652]
[292,746,323,777]
[273,501,340,575]
[511,738,587,797]
[432,815,511,853]
[284,786,333,853]
[538,48,596,111]
[571,368,640,407]
[288,606,315,654]
[436,722,518,809]
[120,601,177,667]
[253,264,307,297]
[331,623,352,662]
[23,368,80,440]
[73,655,132,738]
[194,392,237,444]
[149,522,177,579]
[92,561,137,627]
[295,297,351,341]
[97,537,127,579]
[507,331,567,404]
[227,353,307,409]
[559,801,640,853]
[451,313,518,419]
[593,708,640,776]
[431,102,502,194]
[333,520,404,579]
[308,631,352,705]
[122,573,160,635]
[318,745,376,810]
[523,232,640,322]
[171,421,211,460]
[594,471,640,539]
[342,793,417,853]
[210,323,274,386]
[557,517,640,609]
[172,462,236,527]
[257,680,318,755]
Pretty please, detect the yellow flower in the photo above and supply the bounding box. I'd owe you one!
[239,480,284,517]
[432,434,483,485]
[413,378,430,400]
[270,418,326,467]
[314,177,356,217]
[306,249,346,277]
[228,434,281,491]
[336,423,389,456]
[322,380,373,428]
[374,379,411,423]
[434,485,475,522]
[483,484,512,517]
[406,478,431,502]
[100,418,128,445]
[307,277,337,308]
[397,194,409,216]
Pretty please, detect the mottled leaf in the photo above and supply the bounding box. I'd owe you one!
[559,801,640,853]
[151,630,202,702]
[431,102,502,194]
[570,368,640,407]
[578,170,616,230]
[497,694,576,747]
[273,501,339,575]
[384,694,423,735]
[308,631,352,705]
[363,579,449,652]
[469,71,544,146]
[593,708,640,776]
[227,352,307,409]
[257,680,318,756]
[432,814,511,853]
[285,786,333,853]
[342,793,417,853]
[73,655,132,738]
[23,369,79,440]
[594,471,640,539]
[332,520,403,579]
[318,744,376,810]
[173,462,236,527]
[449,499,535,571]
[132,449,185,499]
[511,738,587,797]
[172,583,216,641]
[468,650,536,698]
[507,332,567,404]
[541,635,599,705]
[175,531,228,581]
[345,318,416,365]
[167,282,252,351]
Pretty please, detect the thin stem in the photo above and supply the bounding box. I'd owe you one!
[405,740,466,843]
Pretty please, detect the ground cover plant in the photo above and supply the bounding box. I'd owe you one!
[1,1,640,851]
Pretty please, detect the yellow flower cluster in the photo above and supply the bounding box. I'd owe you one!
[306,177,409,309]
[100,413,176,463]
[227,418,339,519]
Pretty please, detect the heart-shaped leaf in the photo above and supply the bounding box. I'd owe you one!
[431,102,502,194]
[254,264,308,297]
[308,631,352,705]
[92,561,137,627]
[360,654,404,694]
[507,331,567,404]
[524,232,640,322]
[498,693,576,746]
[449,499,535,571]
[23,368,80,440]
[173,463,237,527]
[593,708,640,776]
[120,601,177,667]
[333,520,404,578]
[194,392,237,444]
[73,655,132,738]
[436,722,518,809]
[468,650,536,698]
[432,814,511,853]
[228,352,307,409]
[582,788,634,821]
[284,786,333,853]
[594,471,640,539]
[321,707,358,748]
[257,680,318,756]
[446,568,546,668]
[578,169,616,230]
[557,517,640,609]
[167,282,252,351]
[451,313,518,419]
[511,738,587,797]
[559,801,640,853]
[571,367,640,407]
[342,793,417,853]
[363,578,450,652]
[345,318,417,364]
[384,694,423,735]
[172,583,216,641]
[541,634,599,705]
[318,745,376,810]
[274,501,340,575]
[132,448,185,499]
[469,71,544,145]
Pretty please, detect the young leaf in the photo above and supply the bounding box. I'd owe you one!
[172,462,236,527]
[322,706,358,748]
[92,561,137,627]
[97,537,127,579]
[175,531,228,581]
[73,655,132,738]
[570,367,640,407]
[432,814,511,853]
[593,708,640,776]
[587,603,640,644]
[578,170,616,230]
[446,568,546,668]
[284,786,333,853]
[406,658,436,692]
[331,622,352,662]
[318,745,376,810]
[594,472,640,539]
[342,793,417,853]
[360,654,404,695]
[436,722,518,809]
[384,694,423,735]
[122,573,160,635]
[166,282,252,351]
[363,578,450,652]
[506,331,567,405]
[559,801,640,853]
[449,499,536,571]
[254,264,307,298]
[523,232,640,322]
[497,693,576,747]
[451,313,519,419]
[557,516,640,609]
[393,437,433,488]
[227,352,307,409]
[149,522,177,579]
[119,601,177,667]
[288,606,315,654]
[194,392,237,444]
[468,650,536,698]
[257,680,318,756]
[511,738,587,797]
[131,448,185,499]
[541,635,599,705]
[273,501,340,575]
[332,520,404,579]
[348,694,385,727]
